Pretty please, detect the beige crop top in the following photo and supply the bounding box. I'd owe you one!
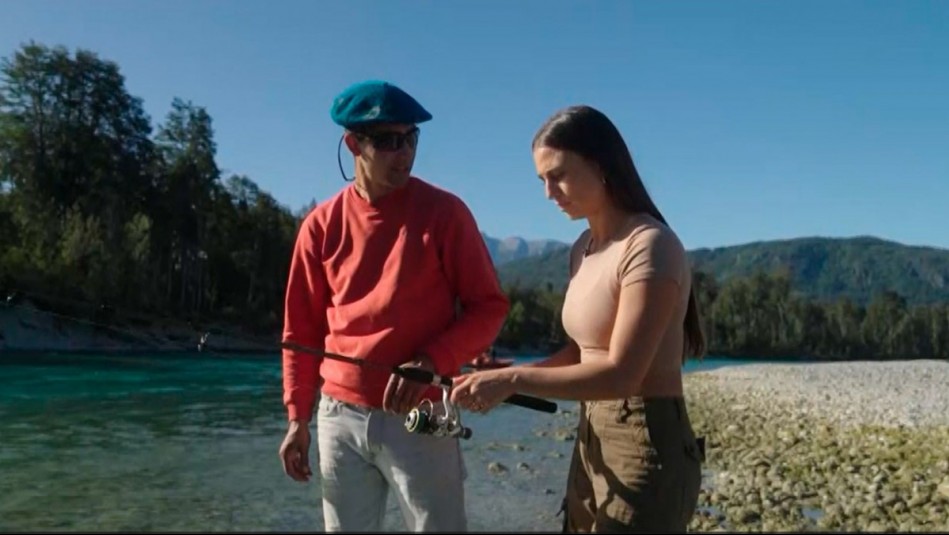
[561,213,691,365]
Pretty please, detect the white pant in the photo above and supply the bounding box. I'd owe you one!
[316,395,468,532]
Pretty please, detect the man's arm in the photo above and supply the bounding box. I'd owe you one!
[281,216,330,423]
[421,198,510,376]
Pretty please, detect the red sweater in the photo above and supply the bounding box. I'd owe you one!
[281,177,510,422]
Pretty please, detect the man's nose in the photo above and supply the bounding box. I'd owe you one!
[396,141,415,157]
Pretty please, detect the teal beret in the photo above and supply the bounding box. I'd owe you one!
[330,80,432,129]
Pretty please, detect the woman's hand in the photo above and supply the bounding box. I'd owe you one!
[450,368,517,413]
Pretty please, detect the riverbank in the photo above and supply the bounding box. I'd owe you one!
[0,301,273,354]
[683,359,949,532]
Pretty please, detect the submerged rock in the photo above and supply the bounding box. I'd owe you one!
[487,462,508,475]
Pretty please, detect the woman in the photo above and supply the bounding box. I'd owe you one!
[450,105,706,532]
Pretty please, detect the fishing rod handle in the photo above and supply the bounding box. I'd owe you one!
[505,393,558,414]
[395,368,558,414]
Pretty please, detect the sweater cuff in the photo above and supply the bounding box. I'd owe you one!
[286,401,313,423]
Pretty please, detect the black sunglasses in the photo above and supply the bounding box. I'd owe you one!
[355,127,420,152]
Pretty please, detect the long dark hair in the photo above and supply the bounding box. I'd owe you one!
[533,105,706,360]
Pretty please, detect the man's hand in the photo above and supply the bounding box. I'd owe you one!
[279,420,312,482]
[383,354,435,415]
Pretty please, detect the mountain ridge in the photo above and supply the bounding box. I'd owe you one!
[480,233,568,265]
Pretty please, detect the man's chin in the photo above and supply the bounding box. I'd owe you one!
[387,172,412,186]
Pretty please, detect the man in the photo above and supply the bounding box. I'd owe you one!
[278,79,509,532]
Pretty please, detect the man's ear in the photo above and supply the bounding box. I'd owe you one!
[343,131,362,157]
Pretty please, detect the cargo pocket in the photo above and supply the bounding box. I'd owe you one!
[685,437,705,464]
[680,436,704,529]
[694,436,707,463]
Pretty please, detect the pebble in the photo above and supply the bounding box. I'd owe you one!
[682,360,949,532]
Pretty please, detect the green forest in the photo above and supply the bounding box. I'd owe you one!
[0,43,300,336]
[2,43,947,360]
[496,271,949,360]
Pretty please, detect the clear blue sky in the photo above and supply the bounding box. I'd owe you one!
[4,0,948,250]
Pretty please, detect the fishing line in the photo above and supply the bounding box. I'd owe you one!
[4,290,559,415]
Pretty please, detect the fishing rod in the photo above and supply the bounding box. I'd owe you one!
[4,291,560,440]
[280,341,558,414]
[285,340,559,440]
[282,341,480,439]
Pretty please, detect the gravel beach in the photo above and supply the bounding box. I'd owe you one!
[683,359,949,532]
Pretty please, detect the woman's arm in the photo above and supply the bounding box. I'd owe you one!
[523,340,581,368]
[450,277,680,408]
[508,277,679,400]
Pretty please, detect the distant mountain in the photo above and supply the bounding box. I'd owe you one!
[496,247,571,291]
[481,233,568,266]
[497,236,949,305]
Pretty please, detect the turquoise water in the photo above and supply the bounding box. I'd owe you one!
[0,352,751,531]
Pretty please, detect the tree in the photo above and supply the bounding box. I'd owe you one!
[154,97,220,314]
[0,42,155,302]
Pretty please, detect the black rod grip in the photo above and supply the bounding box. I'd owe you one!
[505,393,558,414]
[395,367,451,387]
[395,368,558,414]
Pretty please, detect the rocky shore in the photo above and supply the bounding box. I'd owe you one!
[683,360,949,532]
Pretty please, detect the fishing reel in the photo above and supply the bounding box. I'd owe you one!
[404,387,472,440]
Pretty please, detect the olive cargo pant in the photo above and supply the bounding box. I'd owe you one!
[561,397,704,533]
